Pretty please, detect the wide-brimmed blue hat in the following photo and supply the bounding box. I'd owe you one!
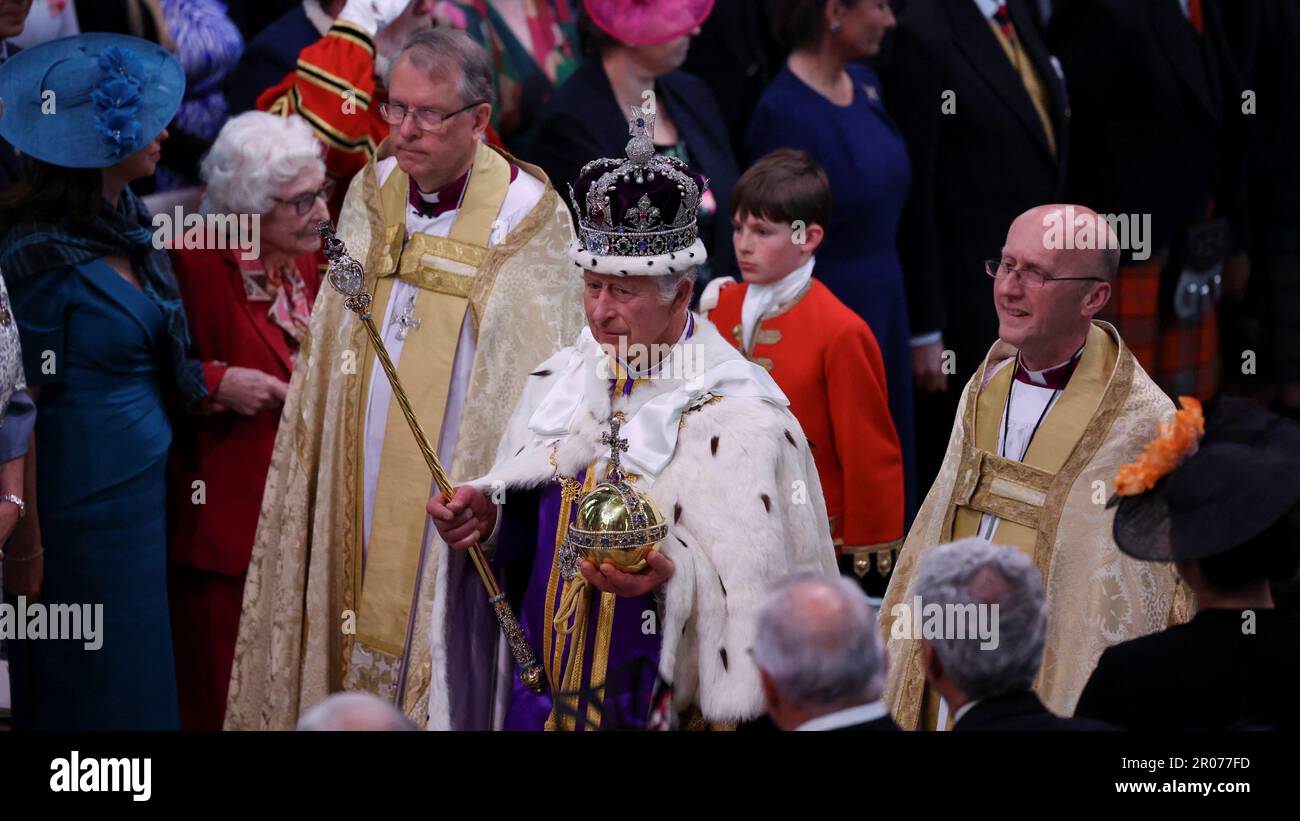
[0,33,184,170]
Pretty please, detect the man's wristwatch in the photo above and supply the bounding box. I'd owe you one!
[0,493,26,518]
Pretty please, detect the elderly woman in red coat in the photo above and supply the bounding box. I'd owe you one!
[168,111,328,730]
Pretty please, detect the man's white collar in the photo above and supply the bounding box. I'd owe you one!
[795,699,889,731]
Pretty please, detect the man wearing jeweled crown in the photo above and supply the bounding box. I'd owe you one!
[880,204,1191,730]
[425,105,838,730]
[225,28,585,729]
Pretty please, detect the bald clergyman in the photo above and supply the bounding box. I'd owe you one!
[880,204,1188,730]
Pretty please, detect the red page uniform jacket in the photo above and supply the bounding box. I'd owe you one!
[707,276,905,589]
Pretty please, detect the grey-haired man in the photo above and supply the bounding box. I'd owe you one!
[916,538,1112,731]
[752,574,898,731]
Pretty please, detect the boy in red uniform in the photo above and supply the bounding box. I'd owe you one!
[704,149,904,599]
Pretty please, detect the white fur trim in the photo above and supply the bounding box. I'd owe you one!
[567,238,708,276]
[427,319,839,727]
[698,276,736,313]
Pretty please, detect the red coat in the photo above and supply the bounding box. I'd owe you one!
[708,278,904,552]
[168,247,322,576]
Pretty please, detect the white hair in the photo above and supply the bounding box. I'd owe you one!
[199,112,325,215]
[296,692,418,732]
[655,267,698,304]
[751,573,886,709]
[913,538,1046,701]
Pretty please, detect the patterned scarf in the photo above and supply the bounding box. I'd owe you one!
[0,187,208,409]
[238,255,311,345]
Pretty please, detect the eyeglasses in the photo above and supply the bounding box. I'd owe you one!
[378,99,486,132]
[984,259,1104,288]
[274,180,337,216]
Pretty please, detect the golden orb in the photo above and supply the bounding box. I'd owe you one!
[564,479,668,572]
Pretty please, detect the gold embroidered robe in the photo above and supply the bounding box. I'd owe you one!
[224,141,584,729]
[881,322,1189,728]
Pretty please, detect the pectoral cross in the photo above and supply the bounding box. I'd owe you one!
[602,411,628,481]
[396,291,422,341]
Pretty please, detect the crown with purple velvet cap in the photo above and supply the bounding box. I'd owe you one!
[567,105,709,276]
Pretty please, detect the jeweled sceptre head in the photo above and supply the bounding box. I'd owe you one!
[316,221,372,315]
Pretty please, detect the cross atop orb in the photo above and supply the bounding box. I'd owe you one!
[602,412,629,481]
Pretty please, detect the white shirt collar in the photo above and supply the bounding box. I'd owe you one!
[952,700,980,726]
[740,256,815,351]
[1019,355,1072,386]
[795,699,889,731]
[304,0,335,36]
[972,0,1002,20]
[1178,0,1191,20]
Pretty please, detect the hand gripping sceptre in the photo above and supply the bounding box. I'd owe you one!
[316,221,546,695]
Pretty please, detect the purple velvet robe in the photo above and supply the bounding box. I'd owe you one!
[497,471,662,731]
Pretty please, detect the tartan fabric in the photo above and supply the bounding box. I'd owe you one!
[1104,261,1220,399]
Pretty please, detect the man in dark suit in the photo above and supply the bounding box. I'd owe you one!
[1215,0,1300,418]
[1076,397,1300,731]
[955,690,1112,731]
[915,539,1113,731]
[752,574,900,731]
[882,0,1070,496]
[1048,0,1249,401]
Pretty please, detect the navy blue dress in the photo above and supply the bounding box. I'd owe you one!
[6,258,179,730]
[746,61,917,516]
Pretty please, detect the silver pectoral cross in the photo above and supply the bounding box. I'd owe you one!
[395,291,422,341]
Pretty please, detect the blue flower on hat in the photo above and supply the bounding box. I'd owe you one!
[92,76,142,112]
[98,45,145,83]
[92,45,146,159]
[97,108,142,154]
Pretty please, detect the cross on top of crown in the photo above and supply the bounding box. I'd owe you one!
[602,412,629,481]
[629,104,656,141]
[624,105,657,168]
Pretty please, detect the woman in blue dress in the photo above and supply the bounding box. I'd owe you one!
[745,0,915,520]
[0,35,207,730]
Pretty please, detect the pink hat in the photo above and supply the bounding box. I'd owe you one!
[584,0,715,46]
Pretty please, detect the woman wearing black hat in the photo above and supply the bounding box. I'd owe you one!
[1074,396,1300,731]
[0,34,204,729]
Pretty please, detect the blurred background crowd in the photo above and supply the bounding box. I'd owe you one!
[0,0,1295,731]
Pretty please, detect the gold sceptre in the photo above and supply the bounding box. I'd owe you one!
[316,221,545,696]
